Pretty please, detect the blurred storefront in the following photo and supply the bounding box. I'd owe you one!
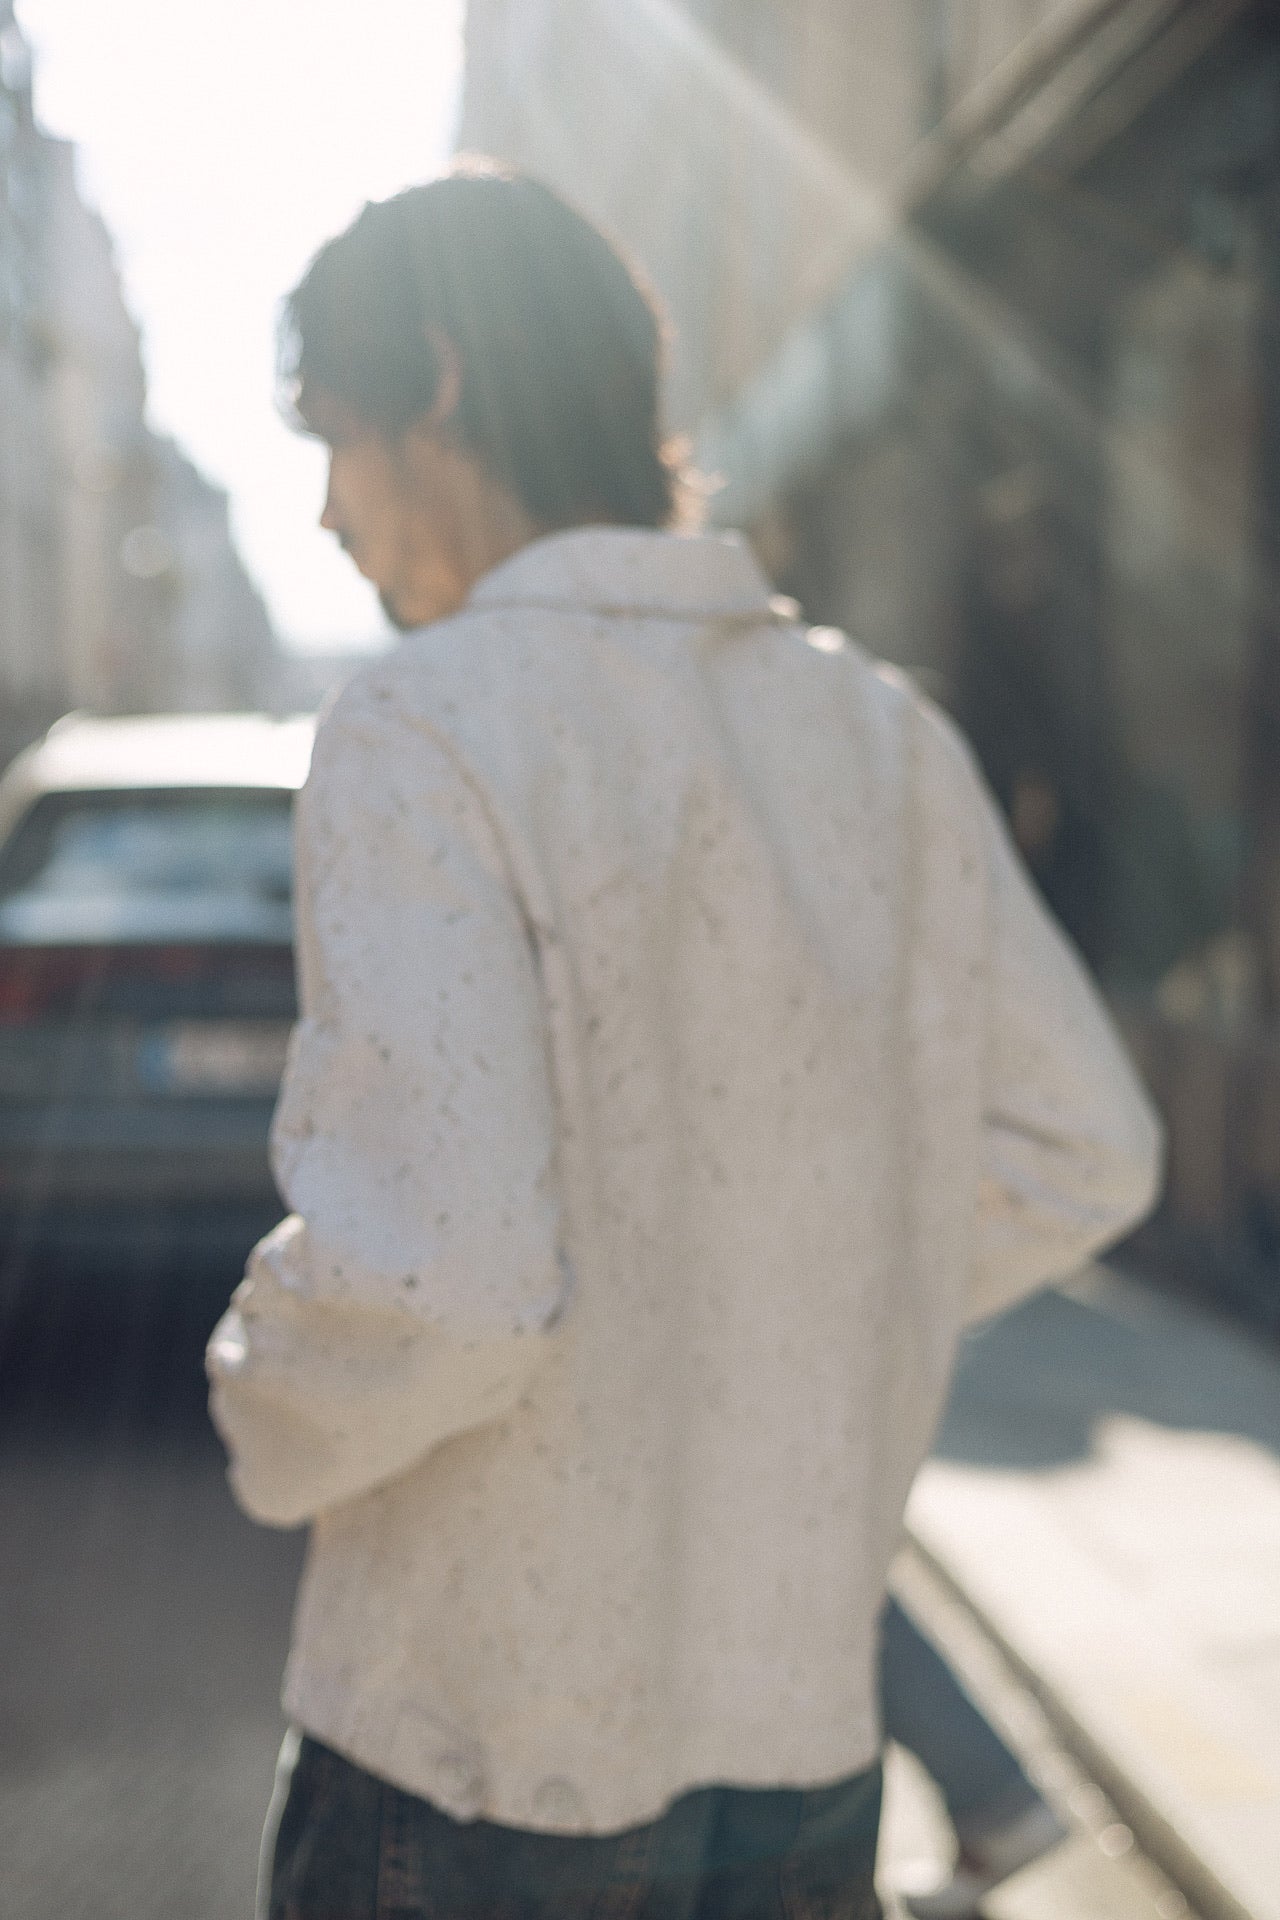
[466,0,1280,1327]
[715,2,1280,1327]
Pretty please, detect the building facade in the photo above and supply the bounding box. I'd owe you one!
[462,0,1115,430]
[464,0,1280,1323]
[0,3,278,769]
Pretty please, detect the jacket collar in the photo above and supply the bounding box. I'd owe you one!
[467,526,775,623]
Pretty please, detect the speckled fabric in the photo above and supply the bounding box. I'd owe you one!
[207,527,1161,1836]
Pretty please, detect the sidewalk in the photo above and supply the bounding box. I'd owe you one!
[905,1266,1280,1920]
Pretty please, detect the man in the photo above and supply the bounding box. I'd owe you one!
[208,164,1161,1920]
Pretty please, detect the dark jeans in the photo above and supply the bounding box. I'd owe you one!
[262,1733,884,1920]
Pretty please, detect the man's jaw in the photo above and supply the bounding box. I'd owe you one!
[379,586,415,632]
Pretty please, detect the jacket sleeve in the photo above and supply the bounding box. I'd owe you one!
[969,766,1164,1325]
[206,675,566,1527]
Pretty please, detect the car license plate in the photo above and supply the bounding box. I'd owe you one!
[139,1022,292,1096]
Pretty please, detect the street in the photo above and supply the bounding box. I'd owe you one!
[0,1246,1203,1920]
[1,1,1277,1916]
[0,1252,302,1920]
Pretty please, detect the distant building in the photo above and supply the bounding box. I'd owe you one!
[461,1,1086,432]
[0,2,279,768]
[0,0,69,763]
[137,437,278,715]
[465,0,1280,1324]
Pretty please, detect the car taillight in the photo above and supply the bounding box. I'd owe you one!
[0,944,296,1024]
[0,946,109,1024]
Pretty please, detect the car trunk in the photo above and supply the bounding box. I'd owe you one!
[0,787,298,1217]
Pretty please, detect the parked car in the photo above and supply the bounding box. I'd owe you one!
[0,713,313,1262]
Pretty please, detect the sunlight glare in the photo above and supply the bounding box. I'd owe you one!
[16,0,465,650]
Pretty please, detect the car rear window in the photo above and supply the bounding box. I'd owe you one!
[0,789,295,944]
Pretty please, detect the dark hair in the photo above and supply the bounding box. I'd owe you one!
[279,161,679,531]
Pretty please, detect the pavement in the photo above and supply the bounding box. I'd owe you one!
[0,1258,304,1920]
[880,1541,1197,1920]
[905,1266,1280,1920]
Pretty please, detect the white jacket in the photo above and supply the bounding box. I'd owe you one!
[208,527,1161,1834]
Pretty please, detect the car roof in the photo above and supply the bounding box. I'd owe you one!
[0,713,317,849]
[8,713,316,799]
